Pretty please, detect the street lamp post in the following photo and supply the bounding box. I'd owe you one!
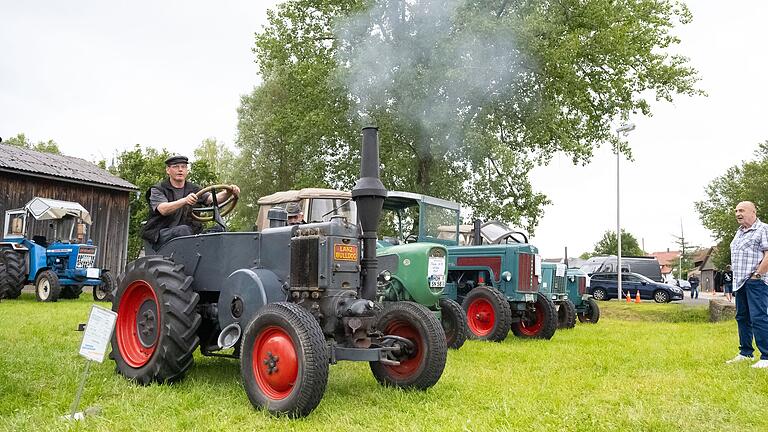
[615,122,635,300]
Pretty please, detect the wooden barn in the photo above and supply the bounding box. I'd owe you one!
[0,143,137,273]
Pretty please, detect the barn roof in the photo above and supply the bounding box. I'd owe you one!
[0,144,137,191]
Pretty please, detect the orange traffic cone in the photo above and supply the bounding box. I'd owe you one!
[626,291,631,302]
[635,290,641,303]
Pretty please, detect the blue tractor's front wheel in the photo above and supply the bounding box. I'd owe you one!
[35,270,61,302]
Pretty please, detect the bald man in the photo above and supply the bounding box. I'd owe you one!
[727,201,768,368]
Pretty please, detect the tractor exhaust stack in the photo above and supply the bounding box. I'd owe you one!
[352,127,387,301]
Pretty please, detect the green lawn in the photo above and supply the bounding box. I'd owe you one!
[1,294,767,432]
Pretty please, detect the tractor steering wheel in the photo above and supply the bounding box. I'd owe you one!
[191,185,238,222]
[495,231,528,244]
[404,233,419,244]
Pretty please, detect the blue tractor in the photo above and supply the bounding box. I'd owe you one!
[0,197,115,302]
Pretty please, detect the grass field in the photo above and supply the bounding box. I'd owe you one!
[1,293,767,432]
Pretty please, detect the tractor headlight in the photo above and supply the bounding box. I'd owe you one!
[501,271,512,282]
[378,270,392,282]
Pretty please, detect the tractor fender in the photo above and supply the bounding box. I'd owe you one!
[0,242,29,252]
[217,268,287,330]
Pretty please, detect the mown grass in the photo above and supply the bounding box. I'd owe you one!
[1,293,767,432]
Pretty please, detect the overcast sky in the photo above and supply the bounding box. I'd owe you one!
[1,1,765,258]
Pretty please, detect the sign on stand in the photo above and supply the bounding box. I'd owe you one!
[64,305,117,421]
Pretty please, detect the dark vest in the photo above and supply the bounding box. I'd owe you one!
[141,178,202,244]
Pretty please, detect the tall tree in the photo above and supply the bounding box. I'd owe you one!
[695,141,768,269]
[193,137,236,181]
[242,0,701,233]
[4,133,61,154]
[592,229,645,256]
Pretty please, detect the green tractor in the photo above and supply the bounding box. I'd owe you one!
[256,189,468,349]
[377,192,558,342]
[540,262,577,329]
[566,268,600,323]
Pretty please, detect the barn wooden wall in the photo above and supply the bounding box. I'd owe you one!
[0,172,132,274]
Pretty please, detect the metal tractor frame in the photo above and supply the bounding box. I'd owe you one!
[0,197,115,302]
[111,128,448,418]
[565,268,600,324]
[540,262,576,329]
[380,192,559,342]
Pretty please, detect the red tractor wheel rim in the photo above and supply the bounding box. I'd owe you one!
[116,280,160,368]
[466,297,495,337]
[519,299,545,336]
[383,320,424,378]
[252,326,298,400]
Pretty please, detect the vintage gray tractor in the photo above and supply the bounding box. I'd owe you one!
[540,262,577,329]
[111,128,447,417]
[0,198,115,302]
[255,188,468,350]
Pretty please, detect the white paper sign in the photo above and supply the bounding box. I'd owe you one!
[428,257,446,276]
[556,264,566,277]
[534,254,542,276]
[79,305,117,363]
[86,268,100,278]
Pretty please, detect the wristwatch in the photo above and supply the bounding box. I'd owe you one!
[752,272,762,279]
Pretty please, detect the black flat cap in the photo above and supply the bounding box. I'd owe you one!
[285,202,302,216]
[165,155,189,166]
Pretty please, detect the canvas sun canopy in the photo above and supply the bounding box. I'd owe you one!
[257,188,350,205]
[24,197,92,224]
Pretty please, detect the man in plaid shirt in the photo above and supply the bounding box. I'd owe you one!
[727,201,768,368]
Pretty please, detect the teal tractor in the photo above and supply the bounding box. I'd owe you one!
[0,197,115,302]
[566,268,600,323]
[256,189,468,349]
[540,262,577,329]
[379,192,558,342]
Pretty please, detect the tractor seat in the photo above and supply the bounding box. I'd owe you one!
[32,235,48,247]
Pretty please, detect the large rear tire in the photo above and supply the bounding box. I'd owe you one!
[461,286,512,342]
[557,299,577,329]
[371,301,447,390]
[35,270,61,302]
[111,256,201,384]
[577,297,601,324]
[0,250,26,299]
[438,297,468,350]
[510,293,557,339]
[93,271,115,302]
[240,302,329,418]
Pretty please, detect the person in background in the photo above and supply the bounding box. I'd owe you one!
[688,273,700,299]
[286,202,305,225]
[723,264,734,302]
[726,201,768,368]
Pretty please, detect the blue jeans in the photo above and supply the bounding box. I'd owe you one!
[691,285,699,299]
[734,279,768,358]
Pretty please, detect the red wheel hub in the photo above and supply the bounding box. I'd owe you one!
[519,299,545,336]
[252,326,298,400]
[466,297,495,337]
[383,320,424,378]
[116,280,160,368]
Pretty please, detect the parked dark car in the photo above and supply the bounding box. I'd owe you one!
[588,272,684,303]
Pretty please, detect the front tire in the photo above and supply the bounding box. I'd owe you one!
[654,290,670,303]
[35,270,61,302]
[371,301,447,390]
[592,288,607,301]
[93,271,115,302]
[461,286,512,342]
[240,302,329,418]
[557,299,577,329]
[577,298,601,324]
[60,286,83,299]
[111,256,201,384]
[438,297,468,350]
[511,293,558,339]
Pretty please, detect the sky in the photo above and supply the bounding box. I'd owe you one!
[1,1,766,258]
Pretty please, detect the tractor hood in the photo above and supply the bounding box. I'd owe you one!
[25,197,92,224]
